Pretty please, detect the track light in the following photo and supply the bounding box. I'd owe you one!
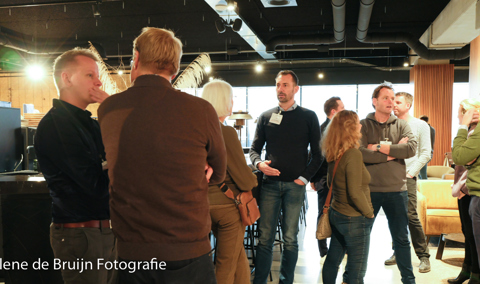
[232,18,242,32]
[255,63,263,72]
[215,18,243,34]
[318,73,324,79]
[215,19,226,33]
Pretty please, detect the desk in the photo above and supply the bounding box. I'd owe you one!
[0,175,62,284]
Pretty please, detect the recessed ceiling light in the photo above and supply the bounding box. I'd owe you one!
[205,66,212,74]
[318,73,324,79]
[255,64,263,72]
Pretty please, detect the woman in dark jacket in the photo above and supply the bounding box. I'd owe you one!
[202,79,257,284]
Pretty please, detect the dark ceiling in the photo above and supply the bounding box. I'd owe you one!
[0,0,469,84]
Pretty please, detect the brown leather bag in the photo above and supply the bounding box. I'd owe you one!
[219,183,260,226]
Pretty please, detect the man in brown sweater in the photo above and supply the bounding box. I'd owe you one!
[98,27,227,284]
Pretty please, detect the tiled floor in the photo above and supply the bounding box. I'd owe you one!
[253,189,465,283]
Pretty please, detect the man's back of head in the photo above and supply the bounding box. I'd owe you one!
[419,115,429,123]
[324,96,343,119]
[131,27,183,79]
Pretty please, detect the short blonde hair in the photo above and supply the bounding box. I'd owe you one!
[53,47,100,89]
[460,98,480,114]
[322,110,361,162]
[133,27,183,76]
[395,92,413,107]
[201,79,233,118]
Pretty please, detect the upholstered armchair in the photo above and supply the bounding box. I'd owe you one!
[426,166,455,180]
[417,180,462,259]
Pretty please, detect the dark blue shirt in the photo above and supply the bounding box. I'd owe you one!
[34,99,109,223]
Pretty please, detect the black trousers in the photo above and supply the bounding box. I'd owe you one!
[460,195,480,273]
[315,179,329,257]
[117,252,216,284]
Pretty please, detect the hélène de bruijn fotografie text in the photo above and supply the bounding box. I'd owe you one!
[0,258,166,274]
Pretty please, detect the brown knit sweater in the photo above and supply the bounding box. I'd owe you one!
[98,75,227,261]
[208,124,257,205]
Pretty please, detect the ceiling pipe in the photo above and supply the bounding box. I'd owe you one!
[355,0,470,60]
[266,0,346,54]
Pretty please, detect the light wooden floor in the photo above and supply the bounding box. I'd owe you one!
[252,189,465,283]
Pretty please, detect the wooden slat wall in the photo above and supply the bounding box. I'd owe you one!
[411,64,454,166]
[0,73,130,118]
[470,36,480,98]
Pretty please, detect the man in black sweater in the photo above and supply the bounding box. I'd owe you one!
[250,70,321,284]
[310,96,344,258]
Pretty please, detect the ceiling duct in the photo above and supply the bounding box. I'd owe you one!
[265,0,346,53]
[355,0,470,60]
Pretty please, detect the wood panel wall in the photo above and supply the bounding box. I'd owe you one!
[470,36,480,98]
[411,64,454,166]
[0,73,130,118]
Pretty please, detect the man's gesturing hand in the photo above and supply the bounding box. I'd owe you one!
[258,160,281,176]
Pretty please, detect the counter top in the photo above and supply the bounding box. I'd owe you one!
[0,175,49,194]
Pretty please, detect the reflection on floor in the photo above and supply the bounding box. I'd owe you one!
[252,189,465,284]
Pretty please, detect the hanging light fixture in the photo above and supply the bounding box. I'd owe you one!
[215,0,228,11]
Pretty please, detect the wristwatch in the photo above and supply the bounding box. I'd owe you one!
[376,144,381,152]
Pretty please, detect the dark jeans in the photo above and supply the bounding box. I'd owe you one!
[418,165,428,180]
[253,178,306,284]
[406,177,429,259]
[50,224,117,284]
[117,252,216,284]
[469,196,480,269]
[460,195,480,273]
[371,191,415,284]
[418,158,430,180]
[315,179,329,257]
[322,209,374,284]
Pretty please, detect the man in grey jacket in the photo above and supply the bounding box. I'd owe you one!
[359,82,417,284]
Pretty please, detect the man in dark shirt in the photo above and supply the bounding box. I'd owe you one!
[419,115,436,179]
[310,96,344,257]
[34,48,115,284]
[250,70,321,284]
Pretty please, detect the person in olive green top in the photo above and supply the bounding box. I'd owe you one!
[321,110,374,284]
[453,98,480,275]
[202,79,257,284]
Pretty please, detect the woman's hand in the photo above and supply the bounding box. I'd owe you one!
[462,109,479,126]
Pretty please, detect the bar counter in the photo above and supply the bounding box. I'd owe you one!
[0,174,62,284]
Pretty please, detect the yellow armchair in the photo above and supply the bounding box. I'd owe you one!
[417,180,461,237]
[417,180,462,259]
